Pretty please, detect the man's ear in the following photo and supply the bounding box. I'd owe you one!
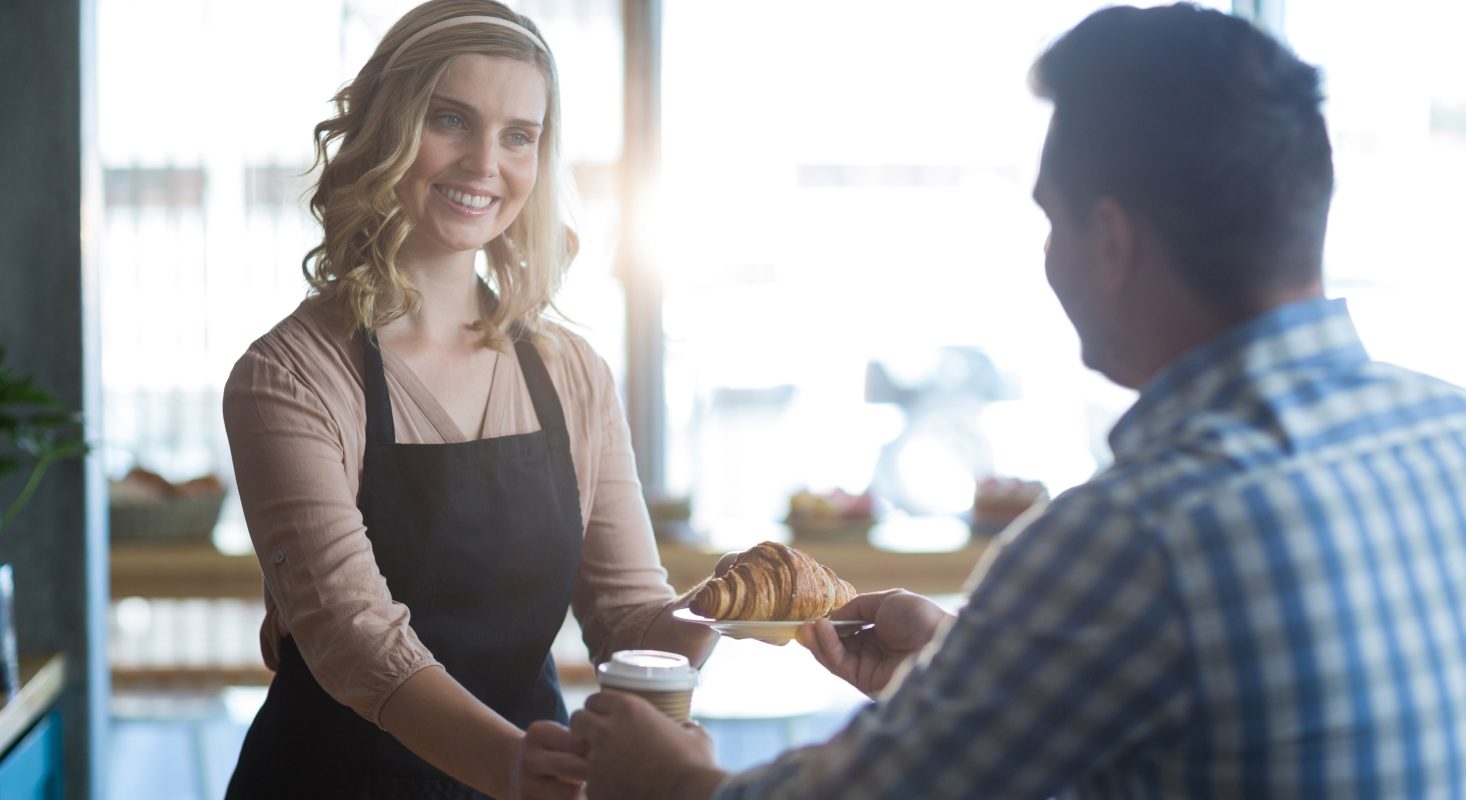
[1089,197,1137,293]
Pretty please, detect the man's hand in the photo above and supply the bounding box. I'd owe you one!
[797,589,952,697]
[511,721,588,800]
[569,691,727,800]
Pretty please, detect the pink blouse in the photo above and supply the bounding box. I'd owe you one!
[223,298,676,727]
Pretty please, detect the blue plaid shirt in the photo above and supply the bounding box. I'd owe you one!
[716,297,1466,799]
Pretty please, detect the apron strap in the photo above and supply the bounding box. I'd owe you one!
[514,337,570,448]
[362,324,566,449]
[360,329,396,446]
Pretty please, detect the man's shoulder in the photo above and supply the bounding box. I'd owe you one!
[1363,359,1466,405]
[1131,360,1466,496]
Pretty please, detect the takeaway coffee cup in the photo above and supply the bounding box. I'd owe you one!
[596,649,699,723]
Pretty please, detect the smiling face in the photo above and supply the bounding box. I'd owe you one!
[396,54,548,264]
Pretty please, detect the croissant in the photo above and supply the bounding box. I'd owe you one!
[690,541,857,620]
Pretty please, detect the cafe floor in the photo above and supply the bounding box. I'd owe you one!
[108,638,869,799]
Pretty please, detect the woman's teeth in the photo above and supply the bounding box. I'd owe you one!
[436,186,494,209]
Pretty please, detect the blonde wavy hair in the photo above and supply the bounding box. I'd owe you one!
[302,0,577,347]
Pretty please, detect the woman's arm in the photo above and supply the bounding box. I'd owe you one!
[378,667,524,796]
[565,342,718,666]
[637,584,719,667]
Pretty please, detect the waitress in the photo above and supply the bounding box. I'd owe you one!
[221,2,715,797]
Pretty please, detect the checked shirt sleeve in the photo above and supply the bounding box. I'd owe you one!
[716,484,1193,800]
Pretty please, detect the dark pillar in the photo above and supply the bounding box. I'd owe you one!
[0,1,107,797]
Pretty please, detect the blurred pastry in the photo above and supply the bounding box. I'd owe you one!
[972,476,1048,536]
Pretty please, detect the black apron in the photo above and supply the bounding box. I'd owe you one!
[226,333,584,799]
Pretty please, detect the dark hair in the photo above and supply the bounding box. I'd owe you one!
[1032,4,1333,318]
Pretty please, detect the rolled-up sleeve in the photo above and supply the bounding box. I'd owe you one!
[224,347,441,727]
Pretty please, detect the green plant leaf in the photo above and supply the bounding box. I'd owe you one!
[0,347,87,530]
[0,379,59,409]
[50,441,89,460]
[27,411,74,428]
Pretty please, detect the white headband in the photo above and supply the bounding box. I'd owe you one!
[383,15,547,73]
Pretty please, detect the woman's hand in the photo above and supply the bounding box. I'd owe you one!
[681,551,738,606]
[712,550,739,577]
[797,589,952,697]
[511,721,588,800]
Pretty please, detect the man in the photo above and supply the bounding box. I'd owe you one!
[570,5,1466,797]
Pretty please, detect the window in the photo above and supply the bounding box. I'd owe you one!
[1284,0,1466,386]
[657,0,1226,548]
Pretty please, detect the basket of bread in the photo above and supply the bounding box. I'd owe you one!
[109,467,226,545]
[971,476,1048,537]
[785,488,876,543]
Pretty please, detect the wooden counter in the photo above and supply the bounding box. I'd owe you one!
[108,536,989,689]
[113,537,989,600]
[111,542,262,600]
[0,654,64,758]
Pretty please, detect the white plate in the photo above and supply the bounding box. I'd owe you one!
[672,607,873,646]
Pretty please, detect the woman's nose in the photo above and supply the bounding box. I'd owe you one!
[460,136,499,177]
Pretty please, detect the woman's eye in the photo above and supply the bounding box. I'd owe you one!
[435,112,465,130]
[506,131,534,147]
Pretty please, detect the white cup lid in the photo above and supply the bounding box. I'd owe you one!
[597,649,699,692]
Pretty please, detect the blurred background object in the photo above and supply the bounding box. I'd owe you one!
[785,487,874,543]
[108,468,225,547]
[971,477,1048,537]
[864,347,1010,520]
